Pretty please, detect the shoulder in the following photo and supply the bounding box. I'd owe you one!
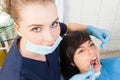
[7,36,22,59]
[0,37,23,80]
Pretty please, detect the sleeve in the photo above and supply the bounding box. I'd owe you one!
[59,22,67,36]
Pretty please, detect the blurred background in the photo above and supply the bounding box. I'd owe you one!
[0,0,120,68]
[64,0,120,50]
[0,0,17,68]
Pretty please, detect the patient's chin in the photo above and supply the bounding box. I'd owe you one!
[95,71,101,78]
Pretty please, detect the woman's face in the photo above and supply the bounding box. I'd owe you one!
[73,40,101,73]
[15,3,60,46]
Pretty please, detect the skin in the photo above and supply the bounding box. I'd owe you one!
[13,2,86,61]
[14,3,60,61]
[72,40,101,73]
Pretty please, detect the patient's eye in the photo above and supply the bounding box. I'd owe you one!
[90,43,95,46]
[79,49,84,54]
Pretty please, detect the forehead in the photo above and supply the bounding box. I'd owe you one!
[18,3,58,25]
[79,40,92,47]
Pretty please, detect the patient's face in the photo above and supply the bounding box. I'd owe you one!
[73,40,101,73]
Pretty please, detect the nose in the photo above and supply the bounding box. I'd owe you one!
[43,29,54,43]
[87,47,94,55]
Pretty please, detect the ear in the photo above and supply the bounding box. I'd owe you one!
[14,23,22,36]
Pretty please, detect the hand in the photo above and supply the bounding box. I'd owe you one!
[69,66,95,80]
[86,25,111,49]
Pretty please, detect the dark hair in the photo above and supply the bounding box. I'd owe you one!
[60,31,91,80]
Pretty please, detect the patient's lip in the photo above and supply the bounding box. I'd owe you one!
[90,54,99,65]
[90,57,97,65]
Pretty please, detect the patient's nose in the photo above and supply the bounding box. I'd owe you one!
[87,47,94,55]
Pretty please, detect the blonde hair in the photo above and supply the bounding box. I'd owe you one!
[2,0,54,23]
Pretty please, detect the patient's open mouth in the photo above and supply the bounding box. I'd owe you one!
[90,56,101,72]
[90,57,99,67]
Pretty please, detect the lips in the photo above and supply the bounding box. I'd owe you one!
[91,57,98,66]
[90,56,101,72]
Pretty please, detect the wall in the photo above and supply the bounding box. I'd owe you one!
[0,0,120,51]
[64,0,120,50]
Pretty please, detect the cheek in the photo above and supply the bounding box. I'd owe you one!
[74,55,90,73]
[25,26,60,44]
[18,26,42,44]
[93,47,99,55]
[19,24,60,45]
[51,25,60,38]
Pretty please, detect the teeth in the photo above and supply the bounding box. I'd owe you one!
[95,59,98,64]
[92,57,97,60]
[90,57,98,66]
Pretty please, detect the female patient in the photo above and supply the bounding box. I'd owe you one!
[60,31,120,80]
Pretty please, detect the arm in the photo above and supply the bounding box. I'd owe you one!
[65,23,111,49]
[65,23,86,33]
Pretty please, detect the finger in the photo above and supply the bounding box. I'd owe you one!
[82,70,92,78]
[103,34,111,43]
[100,44,105,50]
[100,35,111,49]
[101,30,110,42]
[100,42,108,49]
[91,72,95,80]
[100,41,107,49]
[90,65,95,80]
[90,65,94,71]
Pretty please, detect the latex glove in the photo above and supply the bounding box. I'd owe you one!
[69,66,95,80]
[86,25,111,49]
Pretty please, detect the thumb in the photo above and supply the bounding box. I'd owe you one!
[103,33,111,43]
[99,30,110,42]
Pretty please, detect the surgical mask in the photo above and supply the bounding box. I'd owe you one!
[25,36,62,55]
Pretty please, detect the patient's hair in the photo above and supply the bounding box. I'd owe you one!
[60,31,91,80]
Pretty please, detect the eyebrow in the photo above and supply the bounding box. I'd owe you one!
[28,17,59,27]
[88,40,92,44]
[52,17,59,24]
[78,40,92,48]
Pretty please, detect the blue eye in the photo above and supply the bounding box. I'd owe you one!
[31,27,41,32]
[51,22,59,28]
